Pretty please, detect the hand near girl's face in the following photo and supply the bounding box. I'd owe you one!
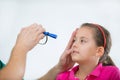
[56,28,78,73]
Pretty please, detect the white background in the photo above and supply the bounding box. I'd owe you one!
[0,0,120,79]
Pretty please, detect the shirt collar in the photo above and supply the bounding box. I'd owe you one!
[69,63,102,79]
[69,65,79,80]
[90,63,102,77]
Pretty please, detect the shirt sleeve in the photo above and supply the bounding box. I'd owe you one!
[0,60,6,70]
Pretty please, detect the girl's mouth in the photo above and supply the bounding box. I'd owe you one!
[72,50,79,54]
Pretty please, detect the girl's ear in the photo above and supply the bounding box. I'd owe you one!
[96,46,104,57]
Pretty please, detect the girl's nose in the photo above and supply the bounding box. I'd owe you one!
[72,40,78,48]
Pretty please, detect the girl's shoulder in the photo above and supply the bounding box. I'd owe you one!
[102,65,119,72]
[101,66,120,79]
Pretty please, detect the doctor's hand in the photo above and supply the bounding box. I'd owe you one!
[14,23,45,53]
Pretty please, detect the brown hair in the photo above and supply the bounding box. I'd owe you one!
[81,23,115,66]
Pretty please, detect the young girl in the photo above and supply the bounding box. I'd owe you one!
[56,23,120,80]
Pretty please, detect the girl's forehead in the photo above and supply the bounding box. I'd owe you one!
[77,27,93,33]
[76,27,94,37]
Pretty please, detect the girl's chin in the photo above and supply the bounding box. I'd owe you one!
[71,56,79,62]
[71,56,84,63]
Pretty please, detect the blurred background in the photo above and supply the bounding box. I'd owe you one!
[0,0,120,79]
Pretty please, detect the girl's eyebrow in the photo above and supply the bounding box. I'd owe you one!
[74,36,88,40]
[79,36,88,40]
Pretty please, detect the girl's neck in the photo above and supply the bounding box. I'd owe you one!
[75,62,98,79]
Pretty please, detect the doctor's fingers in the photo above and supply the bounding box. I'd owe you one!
[37,34,45,43]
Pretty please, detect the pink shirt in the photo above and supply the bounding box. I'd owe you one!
[56,63,120,80]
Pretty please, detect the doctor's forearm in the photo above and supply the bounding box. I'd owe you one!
[0,46,27,80]
[38,64,61,80]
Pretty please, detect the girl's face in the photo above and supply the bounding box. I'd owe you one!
[71,26,99,64]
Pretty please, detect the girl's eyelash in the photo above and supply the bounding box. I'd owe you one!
[73,37,87,43]
[81,39,85,42]
[81,40,84,42]
[80,39,87,43]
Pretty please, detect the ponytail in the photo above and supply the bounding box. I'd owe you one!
[100,55,115,66]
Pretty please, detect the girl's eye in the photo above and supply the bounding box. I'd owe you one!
[80,39,86,43]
